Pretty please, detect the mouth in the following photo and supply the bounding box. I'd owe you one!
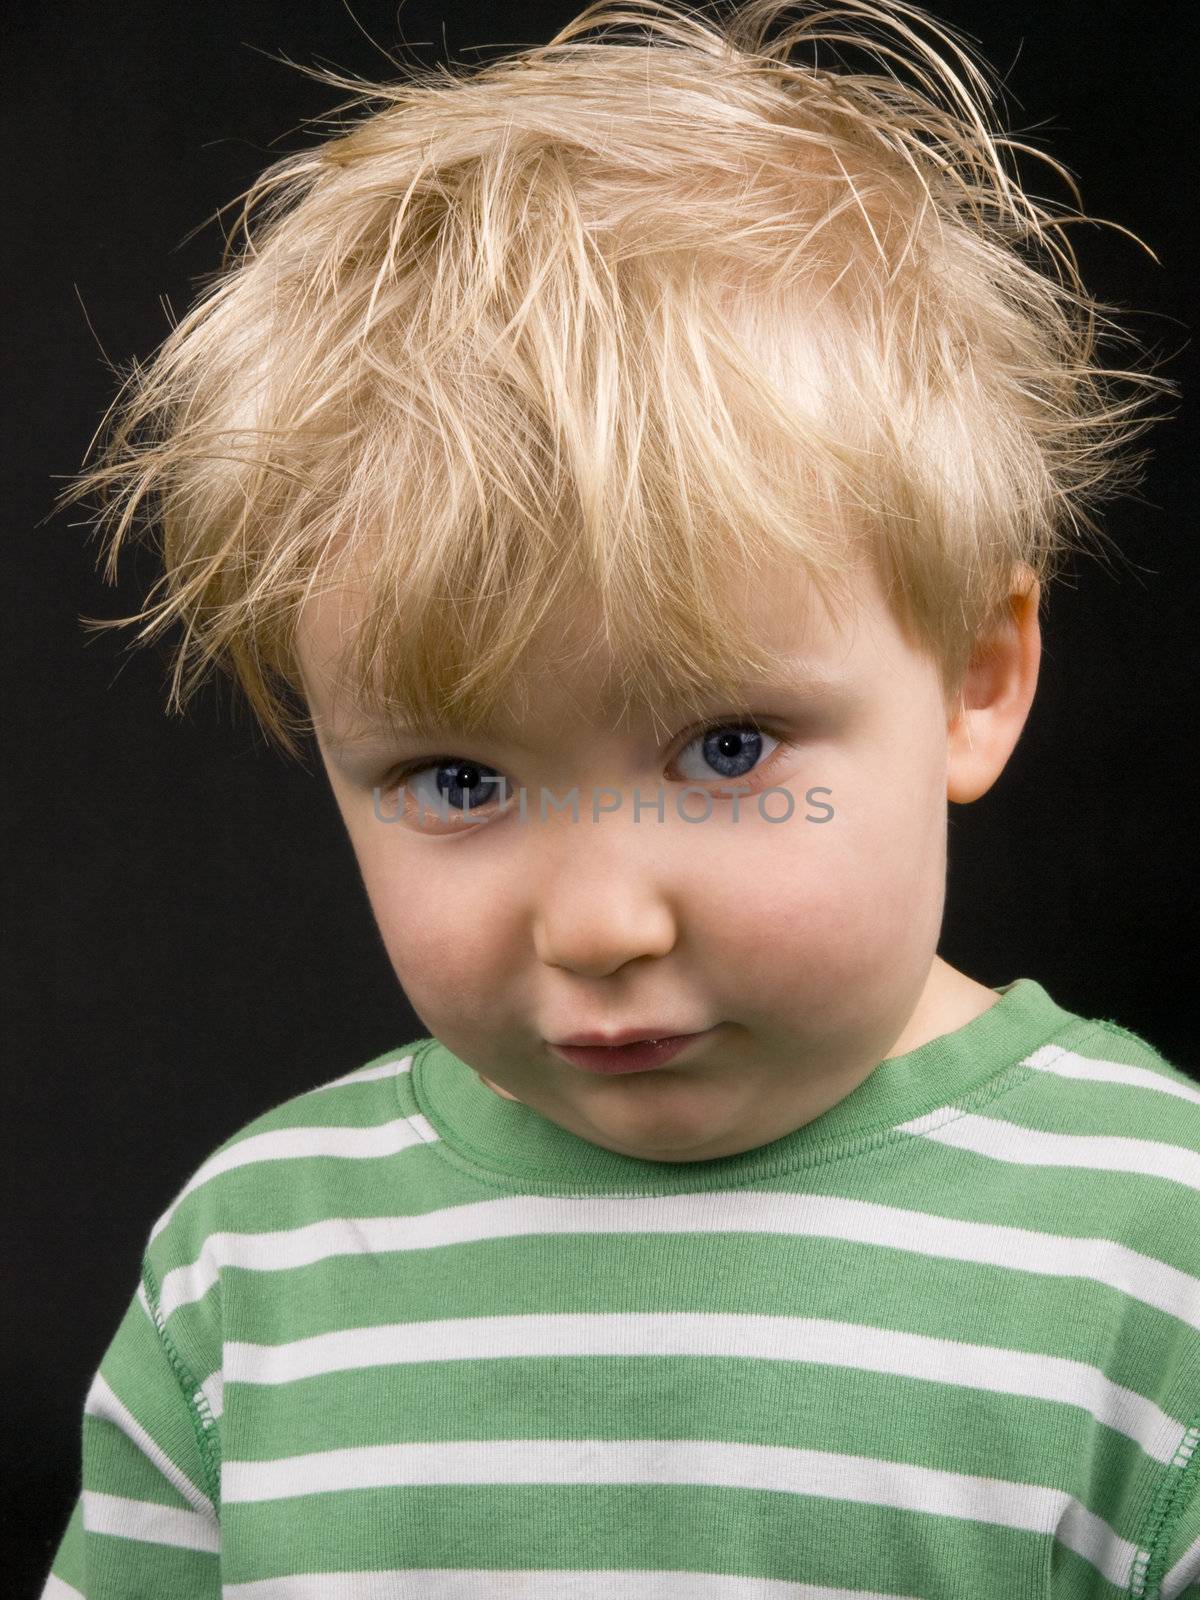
[549,1028,717,1076]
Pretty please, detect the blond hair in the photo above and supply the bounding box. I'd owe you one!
[57,0,1177,759]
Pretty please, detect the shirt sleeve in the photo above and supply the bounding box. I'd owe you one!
[40,1265,221,1598]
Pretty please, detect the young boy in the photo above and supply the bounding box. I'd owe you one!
[44,0,1196,1595]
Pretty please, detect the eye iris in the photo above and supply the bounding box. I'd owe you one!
[435,761,495,812]
[703,727,762,779]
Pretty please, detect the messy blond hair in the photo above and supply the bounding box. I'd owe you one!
[57,0,1177,759]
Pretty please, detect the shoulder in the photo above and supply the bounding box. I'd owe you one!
[936,994,1200,1281]
[142,1037,437,1310]
[993,1006,1200,1286]
[1019,1008,1200,1145]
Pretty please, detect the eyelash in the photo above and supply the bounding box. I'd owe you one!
[376,716,791,815]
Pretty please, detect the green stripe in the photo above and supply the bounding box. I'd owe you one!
[217,1486,1063,1597]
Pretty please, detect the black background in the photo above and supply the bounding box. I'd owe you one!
[3,1,1196,1590]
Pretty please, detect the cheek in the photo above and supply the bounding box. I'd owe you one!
[688,785,945,1001]
[682,818,858,976]
[365,869,464,978]
[350,838,512,1031]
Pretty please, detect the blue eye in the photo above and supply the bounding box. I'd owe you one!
[673,723,780,784]
[394,758,507,822]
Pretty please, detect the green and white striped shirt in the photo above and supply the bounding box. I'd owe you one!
[43,977,1200,1598]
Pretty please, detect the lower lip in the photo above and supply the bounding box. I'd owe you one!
[550,1029,715,1074]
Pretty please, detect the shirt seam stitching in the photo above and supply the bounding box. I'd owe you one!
[405,1039,1047,1197]
[140,1254,223,1512]
[1130,1403,1200,1598]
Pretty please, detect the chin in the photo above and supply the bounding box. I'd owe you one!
[585,1112,755,1164]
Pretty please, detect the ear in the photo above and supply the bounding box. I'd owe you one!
[946,565,1042,804]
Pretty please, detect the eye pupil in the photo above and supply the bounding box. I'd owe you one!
[438,761,477,785]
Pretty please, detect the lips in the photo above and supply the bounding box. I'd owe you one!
[549,1029,715,1075]
[554,1026,707,1048]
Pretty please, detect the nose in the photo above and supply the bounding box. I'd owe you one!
[530,817,679,977]
[534,882,677,976]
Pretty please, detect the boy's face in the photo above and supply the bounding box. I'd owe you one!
[297,553,1030,1163]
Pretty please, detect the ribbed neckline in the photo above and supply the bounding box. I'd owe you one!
[410,977,1084,1193]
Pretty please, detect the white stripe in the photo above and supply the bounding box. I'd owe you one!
[223,1570,922,1598]
[223,1309,1185,1463]
[82,1488,220,1553]
[40,1577,85,1600]
[200,1367,225,1421]
[309,1056,415,1093]
[1023,1043,1200,1106]
[904,1110,1200,1192]
[1162,1529,1200,1599]
[150,1099,425,1243]
[220,1437,1138,1589]
[157,1190,1200,1329]
[85,1372,217,1517]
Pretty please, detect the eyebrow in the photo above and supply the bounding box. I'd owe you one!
[328,720,538,757]
[324,663,850,755]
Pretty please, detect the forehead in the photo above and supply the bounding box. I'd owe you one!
[294,550,894,747]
